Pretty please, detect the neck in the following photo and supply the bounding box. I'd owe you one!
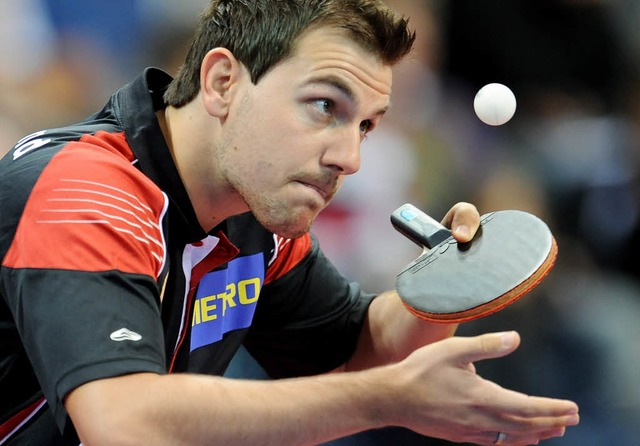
[156,103,249,233]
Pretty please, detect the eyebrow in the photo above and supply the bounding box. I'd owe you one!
[309,75,390,117]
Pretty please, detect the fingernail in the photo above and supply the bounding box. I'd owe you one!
[568,414,580,425]
[566,405,579,416]
[455,225,470,238]
[500,331,517,349]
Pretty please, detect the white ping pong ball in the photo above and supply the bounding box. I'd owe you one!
[473,83,517,126]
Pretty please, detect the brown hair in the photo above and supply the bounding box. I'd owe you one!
[164,0,415,107]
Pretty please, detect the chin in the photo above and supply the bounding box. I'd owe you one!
[258,208,316,239]
[246,192,324,238]
[265,218,313,239]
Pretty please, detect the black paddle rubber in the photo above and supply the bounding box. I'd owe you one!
[391,204,557,323]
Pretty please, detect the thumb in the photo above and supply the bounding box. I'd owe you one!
[456,331,521,365]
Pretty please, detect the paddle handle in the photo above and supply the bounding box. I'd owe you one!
[391,203,452,249]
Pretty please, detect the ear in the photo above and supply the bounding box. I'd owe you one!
[200,48,243,118]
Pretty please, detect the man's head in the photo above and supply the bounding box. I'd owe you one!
[163,0,416,238]
[164,0,415,107]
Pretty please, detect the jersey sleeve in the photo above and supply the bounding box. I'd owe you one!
[243,234,376,378]
[1,138,168,431]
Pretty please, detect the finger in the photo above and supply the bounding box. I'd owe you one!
[467,374,580,423]
[483,387,580,420]
[441,201,480,242]
[474,426,569,446]
[448,332,522,365]
[470,391,579,440]
[510,426,572,445]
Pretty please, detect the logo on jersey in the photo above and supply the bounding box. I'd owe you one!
[110,327,143,342]
[13,130,51,160]
[190,253,264,351]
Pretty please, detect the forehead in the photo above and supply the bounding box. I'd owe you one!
[270,26,393,105]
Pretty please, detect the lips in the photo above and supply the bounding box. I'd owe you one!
[300,181,329,199]
[295,177,336,201]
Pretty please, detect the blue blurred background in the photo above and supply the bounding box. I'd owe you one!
[1,1,639,444]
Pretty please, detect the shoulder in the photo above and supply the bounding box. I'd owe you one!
[1,126,167,278]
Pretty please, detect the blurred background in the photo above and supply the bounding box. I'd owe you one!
[2,1,639,444]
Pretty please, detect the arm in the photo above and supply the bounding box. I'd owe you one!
[344,202,480,370]
[66,332,579,446]
[65,371,384,446]
[66,202,578,445]
[343,289,457,370]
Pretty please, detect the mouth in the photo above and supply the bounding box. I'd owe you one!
[299,181,328,199]
[295,178,335,202]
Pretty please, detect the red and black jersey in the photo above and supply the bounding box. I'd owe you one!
[0,68,375,445]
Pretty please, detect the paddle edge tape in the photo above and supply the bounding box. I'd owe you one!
[402,236,558,324]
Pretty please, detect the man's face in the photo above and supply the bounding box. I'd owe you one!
[216,26,393,238]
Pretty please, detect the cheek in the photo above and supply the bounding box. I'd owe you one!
[232,95,316,173]
[234,152,285,190]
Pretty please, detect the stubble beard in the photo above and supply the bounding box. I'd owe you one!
[219,153,322,239]
[252,171,340,239]
[217,91,339,238]
[243,187,320,239]
[215,110,334,238]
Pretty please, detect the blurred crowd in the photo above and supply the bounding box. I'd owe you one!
[1,1,639,444]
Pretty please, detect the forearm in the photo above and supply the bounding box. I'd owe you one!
[344,290,458,371]
[67,370,393,446]
[67,333,580,446]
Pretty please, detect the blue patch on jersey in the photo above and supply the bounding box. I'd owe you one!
[190,253,264,351]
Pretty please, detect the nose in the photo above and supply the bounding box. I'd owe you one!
[320,128,361,175]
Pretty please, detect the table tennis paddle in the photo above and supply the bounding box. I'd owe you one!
[391,203,557,323]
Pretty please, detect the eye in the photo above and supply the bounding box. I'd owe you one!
[310,99,334,118]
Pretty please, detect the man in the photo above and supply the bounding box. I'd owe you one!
[0,1,579,444]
